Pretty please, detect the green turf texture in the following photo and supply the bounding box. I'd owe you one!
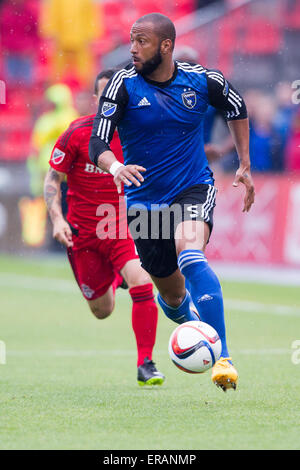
[0,254,300,450]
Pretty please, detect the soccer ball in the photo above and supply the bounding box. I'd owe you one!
[168,321,222,373]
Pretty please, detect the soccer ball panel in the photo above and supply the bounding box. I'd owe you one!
[168,321,222,373]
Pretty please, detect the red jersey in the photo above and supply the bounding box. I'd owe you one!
[49,114,124,236]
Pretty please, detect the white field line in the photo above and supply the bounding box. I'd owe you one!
[0,272,299,316]
[6,348,292,358]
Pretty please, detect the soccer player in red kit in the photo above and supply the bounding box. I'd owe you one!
[43,70,165,386]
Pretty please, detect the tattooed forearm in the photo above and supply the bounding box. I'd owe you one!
[44,184,58,210]
[49,168,61,183]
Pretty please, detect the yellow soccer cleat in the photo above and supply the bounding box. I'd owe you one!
[211,357,238,392]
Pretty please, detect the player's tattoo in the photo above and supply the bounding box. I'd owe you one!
[44,184,57,209]
[49,168,61,183]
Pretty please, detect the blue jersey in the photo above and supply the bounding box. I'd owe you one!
[90,62,247,209]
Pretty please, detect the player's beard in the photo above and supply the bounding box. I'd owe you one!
[136,46,162,77]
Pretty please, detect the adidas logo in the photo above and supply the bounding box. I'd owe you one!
[198,294,213,302]
[138,97,151,107]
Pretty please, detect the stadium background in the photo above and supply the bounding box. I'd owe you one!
[1,0,300,451]
[0,0,300,274]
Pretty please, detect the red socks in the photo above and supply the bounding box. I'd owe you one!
[129,283,158,367]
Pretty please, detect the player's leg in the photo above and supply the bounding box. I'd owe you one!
[175,219,237,391]
[151,269,200,324]
[109,239,164,385]
[175,220,230,357]
[67,245,121,319]
[127,209,199,326]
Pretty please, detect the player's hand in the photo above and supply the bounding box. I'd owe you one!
[53,218,73,248]
[233,167,255,212]
[114,164,146,194]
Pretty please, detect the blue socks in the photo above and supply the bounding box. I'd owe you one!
[157,290,199,324]
[178,249,229,358]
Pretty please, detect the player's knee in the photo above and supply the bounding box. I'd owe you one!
[89,303,113,320]
[160,291,186,308]
[122,262,151,289]
[128,272,151,289]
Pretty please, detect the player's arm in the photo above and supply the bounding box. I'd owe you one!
[205,70,255,212]
[89,73,146,194]
[44,167,73,248]
[204,135,235,162]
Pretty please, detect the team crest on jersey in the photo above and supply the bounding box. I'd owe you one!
[81,284,95,299]
[51,148,65,165]
[181,90,197,109]
[102,101,117,117]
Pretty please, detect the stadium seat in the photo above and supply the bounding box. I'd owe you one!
[282,1,300,29]
[242,18,282,55]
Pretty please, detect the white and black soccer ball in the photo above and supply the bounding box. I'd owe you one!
[168,321,222,373]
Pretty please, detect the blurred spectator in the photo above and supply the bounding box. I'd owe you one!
[273,81,297,158]
[27,83,78,196]
[197,0,224,7]
[249,94,282,172]
[20,84,77,248]
[40,0,101,87]
[285,108,300,172]
[0,0,39,86]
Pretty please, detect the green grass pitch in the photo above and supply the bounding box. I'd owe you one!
[0,254,300,450]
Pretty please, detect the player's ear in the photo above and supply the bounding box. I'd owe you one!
[93,94,99,105]
[161,39,173,55]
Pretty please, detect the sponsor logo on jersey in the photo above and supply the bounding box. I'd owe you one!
[51,148,65,165]
[102,102,117,117]
[81,284,95,299]
[181,90,197,109]
[138,97,151,107]
[84,163,107,174]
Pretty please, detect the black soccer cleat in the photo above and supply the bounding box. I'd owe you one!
[137,357,165,386]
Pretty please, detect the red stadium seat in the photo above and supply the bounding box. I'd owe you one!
[242,18,282,55]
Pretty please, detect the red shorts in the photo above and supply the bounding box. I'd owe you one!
[67,233,139,301]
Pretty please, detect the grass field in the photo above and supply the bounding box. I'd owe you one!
[0,253,300,450]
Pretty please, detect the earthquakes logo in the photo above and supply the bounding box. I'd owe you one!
[181,89,197,109]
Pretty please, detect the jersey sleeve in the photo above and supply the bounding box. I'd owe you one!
[205,69,247,121]
[89,72,129,166]
[49,124,78,174]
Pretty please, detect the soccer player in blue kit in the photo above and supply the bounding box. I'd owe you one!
[89,13,255,391]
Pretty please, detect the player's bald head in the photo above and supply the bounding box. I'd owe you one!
[133,13,176,50]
